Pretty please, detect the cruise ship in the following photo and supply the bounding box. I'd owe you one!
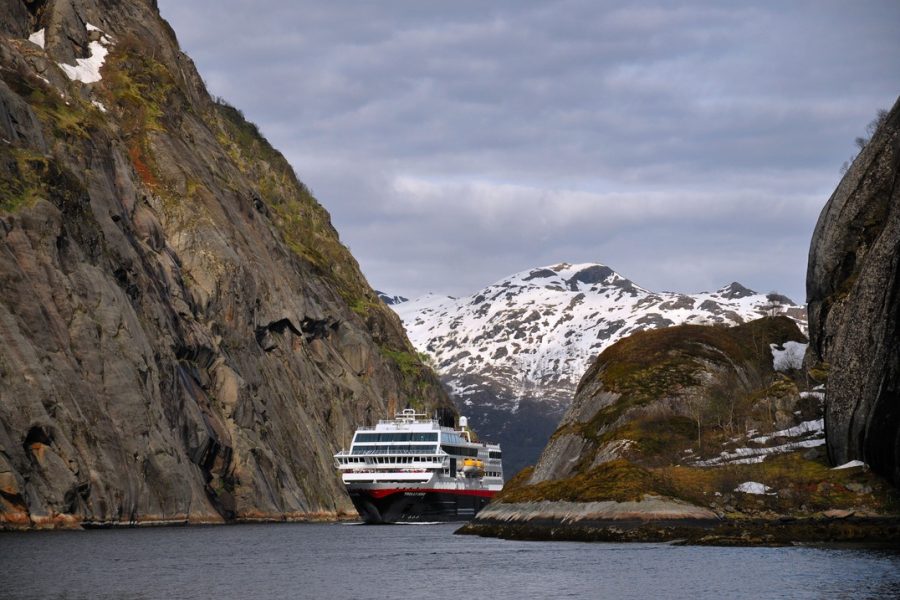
[334,409,503,523]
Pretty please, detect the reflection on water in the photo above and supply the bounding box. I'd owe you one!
[2,523,900,600]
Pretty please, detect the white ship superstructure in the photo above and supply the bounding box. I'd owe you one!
[334,409,503,523]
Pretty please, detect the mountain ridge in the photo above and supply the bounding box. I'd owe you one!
[393,261,807,476]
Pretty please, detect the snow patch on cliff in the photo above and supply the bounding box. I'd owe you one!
[57,23,113,84]
[28,29,45,49]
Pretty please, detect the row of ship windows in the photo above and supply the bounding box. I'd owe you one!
[365,456,439,464]
[352,445,438,454]
[350,444,493,458]
[354,432,438,443]
[348,448,503,461]
[438,469,503,477]
[338,458,505,473]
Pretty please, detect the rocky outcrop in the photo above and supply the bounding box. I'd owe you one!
[527,318,809,484]
[462,497,720,542]
[469,497,718,526]
[807,96,900,484]
[0,0,451,529]
[460,317,900,543]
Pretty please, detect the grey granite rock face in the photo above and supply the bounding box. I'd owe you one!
[528,433,591,484]
[807,97,900,483]
[0,0,451,528]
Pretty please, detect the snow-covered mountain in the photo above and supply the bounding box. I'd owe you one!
[392,262,807,477]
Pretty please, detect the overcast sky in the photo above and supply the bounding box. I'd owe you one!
[157,1,899,303]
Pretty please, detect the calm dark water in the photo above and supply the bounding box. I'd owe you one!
[3,523,900,599]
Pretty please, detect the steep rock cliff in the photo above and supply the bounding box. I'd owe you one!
[807,96,900,484]
[0,0,451,528]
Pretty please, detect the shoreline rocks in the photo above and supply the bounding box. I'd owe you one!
[458,503,900,546]
[464,497,719,525]
[1,510,361,532]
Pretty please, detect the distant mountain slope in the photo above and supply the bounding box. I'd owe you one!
[375,290,409,306]
[394,262,807,476]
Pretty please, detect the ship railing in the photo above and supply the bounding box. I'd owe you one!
[335,453,445,462]
[375,418,440,426]
[350,419,440,432]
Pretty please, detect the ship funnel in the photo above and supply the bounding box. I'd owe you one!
[459,416,468,429]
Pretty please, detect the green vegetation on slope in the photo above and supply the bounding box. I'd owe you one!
[0,60,102,213]
[102,34,178,191]
[206,97,446,401]
[501,450,898,517]
[567,317,807,455]
[499,459,673,503]
[212,100,350,281]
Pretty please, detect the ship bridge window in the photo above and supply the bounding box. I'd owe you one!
[441,433,464,445]
[354,432,438,443]
[440,445,478,457]
[489,451,502,459]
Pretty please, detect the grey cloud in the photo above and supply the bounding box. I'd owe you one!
[158,0,900,303]
[296,166,824,299]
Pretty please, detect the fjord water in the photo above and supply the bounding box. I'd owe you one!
[3,523,900,600]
